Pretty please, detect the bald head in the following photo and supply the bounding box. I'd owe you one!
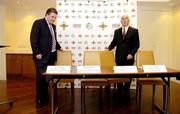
[121,15,130,27]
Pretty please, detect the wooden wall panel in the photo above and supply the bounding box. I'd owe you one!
[6,54,35,79]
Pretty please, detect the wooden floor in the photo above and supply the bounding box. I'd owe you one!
[0,79,180,114]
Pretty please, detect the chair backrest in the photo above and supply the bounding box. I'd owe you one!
[55,50,72,66]
[100,50,115,67]
[83,51,100,66]
[136,50,155,66]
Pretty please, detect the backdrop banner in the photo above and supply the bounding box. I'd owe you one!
[57,0,137,88]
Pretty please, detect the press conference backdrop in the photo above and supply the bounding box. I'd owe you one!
[56,0,137,88]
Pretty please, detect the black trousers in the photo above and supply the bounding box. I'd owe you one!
[116,59,134,93]
[177,77,180,80]
[117,79,132,92]
[34,52,57,103]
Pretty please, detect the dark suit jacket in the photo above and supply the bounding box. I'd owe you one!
[108,27,140,65]
[30,18,61,61]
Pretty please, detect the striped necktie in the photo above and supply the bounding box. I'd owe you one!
[49,24,56,52]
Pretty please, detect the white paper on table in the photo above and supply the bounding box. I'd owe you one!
[46,66,71,74]
[77,66,101,73]
[142,65,167,73]
[113,66,138,73]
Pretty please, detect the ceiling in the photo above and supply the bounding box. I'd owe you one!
[0,0,179,9]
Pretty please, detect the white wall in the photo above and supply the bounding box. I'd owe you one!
[5,9,45,53]
[3,2,179,70]
[137,2,175,68]
[0,4,7,80]
[173,6,180,69]
[0,6,4,44]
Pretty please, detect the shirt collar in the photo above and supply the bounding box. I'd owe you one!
[45,17,51,26]
[122,25,129,33]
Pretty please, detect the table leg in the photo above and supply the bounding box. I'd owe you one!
[166,77,170,114]
[50,79,55,114]
[154,77,171,114]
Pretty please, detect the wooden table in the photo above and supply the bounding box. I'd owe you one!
[43,66,180,114]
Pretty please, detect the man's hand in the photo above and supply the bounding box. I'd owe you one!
[105,47,109,51]
[127,54,133,60]
[36,54,42,60]
[59,48,63,51]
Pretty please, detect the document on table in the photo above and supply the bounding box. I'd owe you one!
[113,66,138,73]
[77,66,101,73]
[142,65,167,72]
[46,66,71,74]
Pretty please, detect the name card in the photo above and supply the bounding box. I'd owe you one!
[142,65,167,73]
[46,66,71,74]
[113,66,138,73]
[77,66,101,73]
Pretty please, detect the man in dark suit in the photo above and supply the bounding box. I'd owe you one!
[108,15,140,96]
[30,8,61,108]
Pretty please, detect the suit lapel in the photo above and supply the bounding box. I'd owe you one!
[44,18,57,40]
[126,26,131,35]
[119,28,123,40]
[43,18,52,37]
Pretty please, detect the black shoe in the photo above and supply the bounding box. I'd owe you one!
[123,90,131,103]
[124,89,130,97]
[36,100,47,108]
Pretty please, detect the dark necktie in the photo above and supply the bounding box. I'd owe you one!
[122,27,126,39]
